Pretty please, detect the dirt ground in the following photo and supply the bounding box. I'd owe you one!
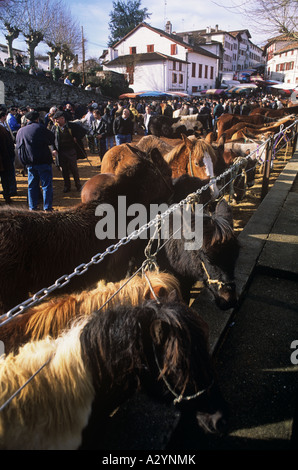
[3,134,294,236]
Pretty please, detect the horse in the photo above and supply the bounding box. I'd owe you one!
[163,134,226,199]
[206,132,258,201]
[171,114,204,137]
[0,270,182,355]
[249,105,298,118]
[0,155,173,314]
[136,135,174,157]
[216,113,268,139]
[0,297,228,450]
[151,198,240,309]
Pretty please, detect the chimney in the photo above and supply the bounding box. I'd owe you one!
[215,24,219,32]
[206,26,211,34]
[165,20,172,34]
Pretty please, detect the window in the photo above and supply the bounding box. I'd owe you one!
[198,64,202,78]
[129,47,136,54]
[173,60,176,70]
[126,65,134,84]
[179,74,183,84]
[147,44,154,53]
[205,65,208,78]
[178,62,182,71]
[172,73,177,83]
[192,63,196,77]
[210,66,214,80]
[171,44,177,55]
[192,86,198,93]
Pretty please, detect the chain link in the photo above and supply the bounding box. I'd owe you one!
[1,119,297,326]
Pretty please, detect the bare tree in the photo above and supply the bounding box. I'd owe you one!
[213,0,298,43]
[44,2,81,71]
[0,0,24,60]
[19,0,56,68]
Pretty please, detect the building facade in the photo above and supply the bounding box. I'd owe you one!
[176,26,264,74]
[102,22,219,96]
[265,35,298,85]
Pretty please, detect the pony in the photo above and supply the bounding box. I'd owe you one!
[163,134,226,198]
[249,104,298,118]
[155,198,240,309]
[136,135,174,157]
[216,113,268,139]
[0,298,228,450]
[100,144,173,199]
[206,132,258,201]
[0,155,173,314]
[171,114,204,137]
[0,270,182,355]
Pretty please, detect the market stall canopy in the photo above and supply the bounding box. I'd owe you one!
[226,83,258,93]
[119,91,173,99]
[167,91,191,98]
[205,89,225,95]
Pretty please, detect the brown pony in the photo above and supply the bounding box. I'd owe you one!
[163,134,226,199]
[216,113,267,138]
[0,270,182,355]
[136,135,174,156]
[0,153,173,314]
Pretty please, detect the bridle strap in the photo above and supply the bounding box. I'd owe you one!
[188,150,194,177]
[201,261,227,290]
[153,345,212,405]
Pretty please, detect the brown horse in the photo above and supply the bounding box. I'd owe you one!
[136,135,174,156]
[0,270,182,355]
[0,153,173,314]
[163,134,226,199]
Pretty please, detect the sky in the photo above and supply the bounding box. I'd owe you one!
[0,0,269,60]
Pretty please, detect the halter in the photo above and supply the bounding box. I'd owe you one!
[201,261,230,290]
[188,150,194,177]
[153,345,213,405]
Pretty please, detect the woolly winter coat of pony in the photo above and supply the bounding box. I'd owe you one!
[0,270,182,355]
[0,299,225,450]
[0,147,173,314]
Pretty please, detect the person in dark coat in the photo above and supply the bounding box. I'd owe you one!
[113,108,134,145]
[91,109,108,162]
[0,109,17,203]
[15,111,55,211]
[51,110,87,193]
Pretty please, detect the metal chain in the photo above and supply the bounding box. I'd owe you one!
[1,118,297,326]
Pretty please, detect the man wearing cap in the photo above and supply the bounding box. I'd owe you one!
[15,111,55,211]
[51,110,87,192]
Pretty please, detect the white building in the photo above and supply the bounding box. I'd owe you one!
[0,43,28,67]
[176,26,264,74]
[102,22,219,96]
[265,35,298,85]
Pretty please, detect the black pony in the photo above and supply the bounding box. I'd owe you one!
[153,195,239,309]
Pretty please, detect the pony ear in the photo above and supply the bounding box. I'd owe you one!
[181,133,194,149]
[213,134,225,150]
[215,199,234,227]
[167,289,180,302]
[149,147,163,163]
[144,286,167,300]
[126,143,141,156]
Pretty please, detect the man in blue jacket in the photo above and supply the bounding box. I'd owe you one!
[16,110,55,211]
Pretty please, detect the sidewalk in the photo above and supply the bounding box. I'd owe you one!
[168,151,298,450]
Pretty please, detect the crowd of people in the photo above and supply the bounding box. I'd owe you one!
[0,91,288,212]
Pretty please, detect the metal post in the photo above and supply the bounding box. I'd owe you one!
[261,136,273,200]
